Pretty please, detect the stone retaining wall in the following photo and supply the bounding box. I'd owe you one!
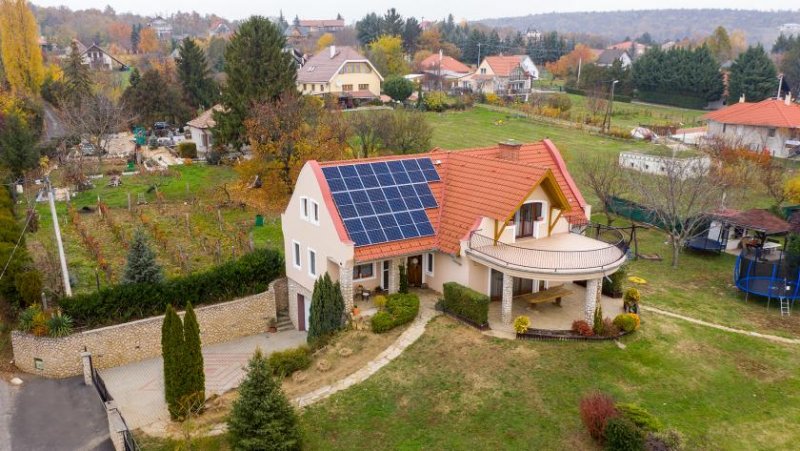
[11,281,279,378]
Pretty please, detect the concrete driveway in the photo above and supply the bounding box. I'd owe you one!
[5,375,113,451]
[101,330,306,431]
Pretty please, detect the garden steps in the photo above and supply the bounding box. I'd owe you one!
[276,311,293,332]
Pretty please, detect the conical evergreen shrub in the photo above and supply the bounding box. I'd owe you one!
[593,303,605,336]
[227,348,302,451]
[307,273,346,344]
[161,305,185,420]
[123,228,163,284]
[182,302,205,415]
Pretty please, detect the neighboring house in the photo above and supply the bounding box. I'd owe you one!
[296,45,383,106]
[148,17,172,40]
[186,105,223,154]
[703,95,800,158]
[418,52,472,91]
[608,41,649,60]
[779,23,800,35]
[208,22,232,38]
[619,151,711,179]
[77,42,128,71]
[298,19,345,33]
[596,49,632,68]
[281,140,626,332]
[466,55,539,99]
[285,47,307,68]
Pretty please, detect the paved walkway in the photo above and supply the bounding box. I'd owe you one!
[101,330,306,430]
[294,294,440,408]
[642,306,800,345]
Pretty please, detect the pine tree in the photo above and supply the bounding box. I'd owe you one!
[214,16,296,149]
[63,41,93,104]
[307,273,345,343]
[161,305,185,420]
[227,348,302,451]
[182,302,205,415]
[728,45,778,103]
[0,112,38,178]
[592,303,604,335]
[176,37,218,110]
[122,228,164,284]
[130,24,141,53]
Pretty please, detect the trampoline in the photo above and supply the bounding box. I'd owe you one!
[734,249,800,303]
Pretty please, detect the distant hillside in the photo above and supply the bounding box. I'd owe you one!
[478,9,800,46]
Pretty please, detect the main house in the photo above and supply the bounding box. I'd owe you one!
[296,45,383,106]
[465,55,539,99]
[281,141,627,332]
[703,95,800,158]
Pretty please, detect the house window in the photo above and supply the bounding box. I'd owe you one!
[312,201,319,224]
[308,248,317,277]
[293,241,301,269]
[515,202,543,238]
[311,84,316,92]
[723,124,727,133]
[480,68,486,74]
[768,128,776,138]
[300,197,308,219]
[352,263,374,280]
[359,84,369,91]
[343,84,353,92]
[303,84,307,91]
[425,253,434,275]
[320,84,325,92]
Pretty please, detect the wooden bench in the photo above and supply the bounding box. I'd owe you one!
[515,285,574,307]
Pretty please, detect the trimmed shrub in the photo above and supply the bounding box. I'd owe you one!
[624,288,641,313]
[177,141,198,158]
[398,264,409,294]
[182,303,205,414]
[603,264,627,297]
[268,346,312,377]
[59,248,284,328]
[513,315,531,334]
[602,317,621,337]
[373,295,387,310]
[308,273,346,343]
[423,91,448,112]
[571,320,594,337]
[593,304,605,335]
[580,392,618,442]
[605,416,646,451]
[442,282,489,326]
[613,314,641,333]
[370,311,395,333]
[14,271,42,307]
[636,91,706,109]
[617,403,663,433]
[161,305,185,420]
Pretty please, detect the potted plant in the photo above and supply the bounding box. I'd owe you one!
[268,317,277,333]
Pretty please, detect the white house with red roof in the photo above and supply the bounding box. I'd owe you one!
[464,55,539,99]
[418,51,473,92]
[281,141,627,332]
[703,95,800,158]
[296,45,383,105]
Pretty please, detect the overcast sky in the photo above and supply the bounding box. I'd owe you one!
[30,1,800,22]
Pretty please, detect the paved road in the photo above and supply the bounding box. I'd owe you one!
[0,380,12,451]
[7,375,113,451]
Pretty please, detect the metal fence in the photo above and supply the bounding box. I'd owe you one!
[89,357,140,451]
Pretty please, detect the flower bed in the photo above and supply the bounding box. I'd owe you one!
[516,328,629,342]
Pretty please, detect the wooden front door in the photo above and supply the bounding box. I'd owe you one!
[490,269,504,301]
[297,294,306,331]
[407,255,423,287]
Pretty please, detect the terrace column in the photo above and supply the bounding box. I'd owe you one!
[501,272,513,324]
[584,278,601,326]
[339,261,354,312]
[388,258,403,293]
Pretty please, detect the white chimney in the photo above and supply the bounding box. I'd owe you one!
[786,92,793,106]
[329,45,336,58]
[739,94,746,103]
[439,49,443,61]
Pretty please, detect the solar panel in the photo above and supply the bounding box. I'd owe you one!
[321,157,441,247]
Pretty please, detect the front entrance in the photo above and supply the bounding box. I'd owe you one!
[297,294,308,331]
[513,277,534,296]
[490,269,504,301]
[407,255,423,287]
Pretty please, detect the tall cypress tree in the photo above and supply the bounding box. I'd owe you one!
[307,275,326,342]
[122,229,164,284]
[227,349,302,450]
[63,41,93,104]
[213,16,296,149]
[182,302,205,414]
[307,273,346,343]
[161,305,185,420]
[728,45,778,103]
[176,37,218,110]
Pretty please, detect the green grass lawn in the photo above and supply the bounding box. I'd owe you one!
[300,315,800,450]
[565,94,706,130]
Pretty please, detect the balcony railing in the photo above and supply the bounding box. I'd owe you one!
[467,225,628,273]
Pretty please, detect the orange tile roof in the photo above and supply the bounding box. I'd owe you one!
[420,54,471,74]
[483,55,527,77]
[313,140,588,262]
[703,98,800,129]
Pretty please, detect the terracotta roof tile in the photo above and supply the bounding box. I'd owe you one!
[297,46,379,83]
[703,98,800,129]
[484,55,527,77]
[420,54,471,74]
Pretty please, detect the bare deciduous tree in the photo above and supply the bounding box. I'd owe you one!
[627,155,728,268]
[576,153,624,224]
[61,93,133,161]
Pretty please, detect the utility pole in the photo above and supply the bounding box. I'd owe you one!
[602,80,619,133]
[477,43,481,67]
[777,74,784,99]
[576,57,583,88]
[47,178,72,297]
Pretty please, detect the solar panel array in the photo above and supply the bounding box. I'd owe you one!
[321,158,440,247]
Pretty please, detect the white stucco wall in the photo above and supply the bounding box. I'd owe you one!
[707,120,797,158]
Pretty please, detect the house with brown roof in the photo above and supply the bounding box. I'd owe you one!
[72,41,128,71]
[186,105,223,154]
[703,95,800,158]
[281,140,627,333]
[596,49,632,68]
[464,55,539,99]
[418,51,472,92]
[296,45,383,106]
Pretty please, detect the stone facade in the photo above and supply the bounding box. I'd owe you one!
[501,272,513,324]
[11,285,278,378]
[273,277,289,312]
[389,258,403,293]
[339,261,354,311]
[584,278,600,325]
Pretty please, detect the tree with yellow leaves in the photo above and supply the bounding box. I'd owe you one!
[138,27,160,54]
[368,35,409,78]
[545,44,595,78]
[0,0,44,96]
[316,33,335,51]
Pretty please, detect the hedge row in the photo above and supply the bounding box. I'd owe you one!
[564,87,632,103]
[635,90,707,109]
[442,282,489,326]
[59,249,284,328]
[371,293,419,333]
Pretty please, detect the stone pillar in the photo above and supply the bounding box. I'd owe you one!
[388,258,403,293]
[543,280,550,290]
[81,351,93,386]
[584,278,601,325]
[105,401,126,451]
[532,279,540,293]
[339,261,354,312]
[501,272,513,324]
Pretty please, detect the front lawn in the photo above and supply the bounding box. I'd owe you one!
[300,315,800,450]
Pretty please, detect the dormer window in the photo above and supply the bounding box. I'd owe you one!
[514,202,544,238]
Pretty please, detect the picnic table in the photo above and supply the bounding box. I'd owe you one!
[515,285,573,307]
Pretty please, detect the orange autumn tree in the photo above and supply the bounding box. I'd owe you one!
[241,92,349,209]
[545,44,596,78]
[138,27,159,54]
